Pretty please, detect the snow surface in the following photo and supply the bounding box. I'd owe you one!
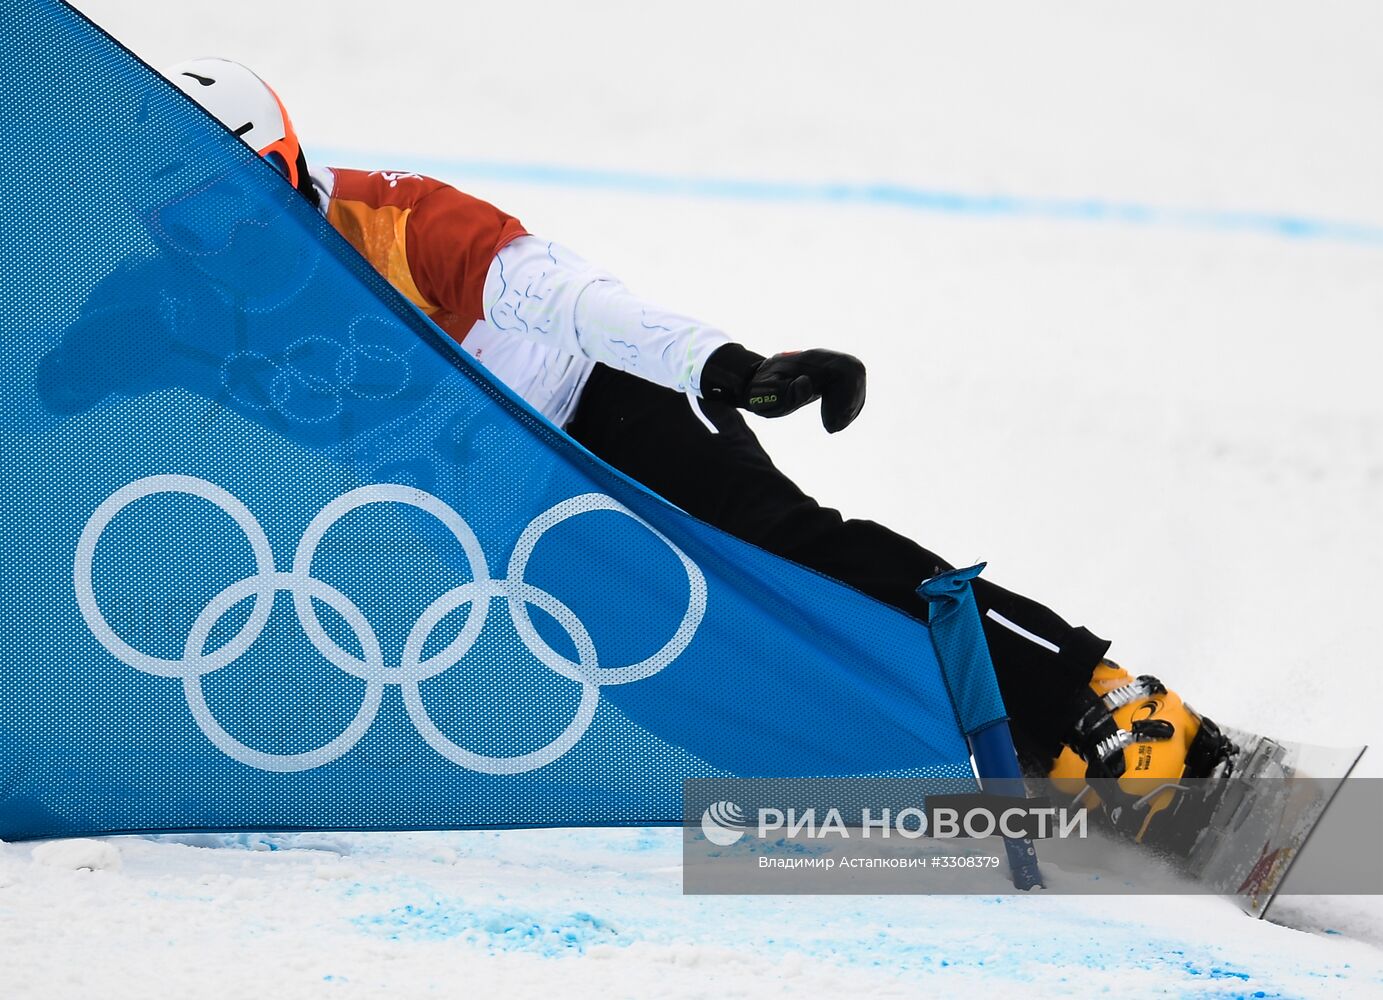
[6,0,1382,995]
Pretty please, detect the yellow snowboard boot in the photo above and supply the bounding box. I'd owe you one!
[1050,660,1237,845]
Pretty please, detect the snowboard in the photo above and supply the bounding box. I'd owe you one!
[1180,727,1367,918]
[1037,729,1367,916]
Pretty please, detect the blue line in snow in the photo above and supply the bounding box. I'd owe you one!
[318,149,1383,247]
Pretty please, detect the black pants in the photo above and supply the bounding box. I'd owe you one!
[566,364,1110,767]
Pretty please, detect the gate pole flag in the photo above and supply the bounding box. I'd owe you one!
[920,565,1045,890]
[2,0,1026,887]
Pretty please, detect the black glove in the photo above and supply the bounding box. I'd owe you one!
[700,343,866,433]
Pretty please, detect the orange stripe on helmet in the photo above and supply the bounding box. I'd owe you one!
[256,84,302,189]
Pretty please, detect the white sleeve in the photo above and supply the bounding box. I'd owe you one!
[481,236,732,395]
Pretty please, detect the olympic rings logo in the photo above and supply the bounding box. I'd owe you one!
[220,319,414,426]
[74,475,706,774]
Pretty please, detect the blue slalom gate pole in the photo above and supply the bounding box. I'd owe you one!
[969,720,1044,890]
[919,565,1044,891]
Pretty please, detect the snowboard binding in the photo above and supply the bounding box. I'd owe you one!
[1049,660,1240,852]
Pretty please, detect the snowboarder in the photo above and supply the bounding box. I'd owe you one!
[80,58,1246,844]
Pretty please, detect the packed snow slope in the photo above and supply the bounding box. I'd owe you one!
[4,1,1381,996]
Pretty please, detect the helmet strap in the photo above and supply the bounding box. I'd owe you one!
[293,148,320,210]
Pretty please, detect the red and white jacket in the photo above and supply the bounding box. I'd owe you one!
[315,167,730,426]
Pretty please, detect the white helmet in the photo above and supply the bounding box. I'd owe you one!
[163,57,306,190]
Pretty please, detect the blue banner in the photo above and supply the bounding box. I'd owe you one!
[0,1,1000,839]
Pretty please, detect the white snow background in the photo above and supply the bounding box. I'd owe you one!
[5,1,1382,996]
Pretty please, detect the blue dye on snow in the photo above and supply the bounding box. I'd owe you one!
[319,148,1383,249]
[1183,960,1252,982]
[1212,967,1252,981]
[354,901,621,956]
